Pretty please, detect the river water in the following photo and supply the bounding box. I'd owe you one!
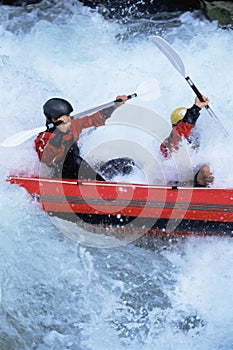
[0,1,233,349]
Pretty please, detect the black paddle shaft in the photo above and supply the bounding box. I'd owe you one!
[185,76,229,136]
[185,76,209,108]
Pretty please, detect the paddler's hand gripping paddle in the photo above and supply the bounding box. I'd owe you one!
[1,79,160,147]
[150,35,229,137]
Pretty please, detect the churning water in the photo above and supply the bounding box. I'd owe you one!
[0,1,233,349]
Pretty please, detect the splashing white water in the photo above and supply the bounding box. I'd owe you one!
[0,1,233,349]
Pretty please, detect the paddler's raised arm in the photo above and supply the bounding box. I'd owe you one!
[100,94,128,119]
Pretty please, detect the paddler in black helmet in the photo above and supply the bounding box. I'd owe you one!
[160,95,214,187]
[34,95,128,180]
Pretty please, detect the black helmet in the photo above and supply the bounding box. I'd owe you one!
[43,98,73,123]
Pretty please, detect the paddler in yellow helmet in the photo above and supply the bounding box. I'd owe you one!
[160,95,214,187]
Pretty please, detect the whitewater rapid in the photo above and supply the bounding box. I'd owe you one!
[0,1,233,349]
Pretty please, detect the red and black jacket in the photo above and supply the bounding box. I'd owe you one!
[34,112,106,165]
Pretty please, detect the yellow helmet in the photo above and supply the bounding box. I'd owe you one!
[170,107,187,125]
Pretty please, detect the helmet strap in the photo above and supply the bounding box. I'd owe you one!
[53,120,63,127]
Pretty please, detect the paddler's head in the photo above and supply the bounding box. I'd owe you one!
[43,98,73,129]
[170,107,187,126]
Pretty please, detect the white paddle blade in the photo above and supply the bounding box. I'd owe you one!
[0,126,46,147]
[136,79,161,101]
[149,36,186,77]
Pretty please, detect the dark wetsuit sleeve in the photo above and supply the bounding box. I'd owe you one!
[182,104,201,125]
[100,106,115,119]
